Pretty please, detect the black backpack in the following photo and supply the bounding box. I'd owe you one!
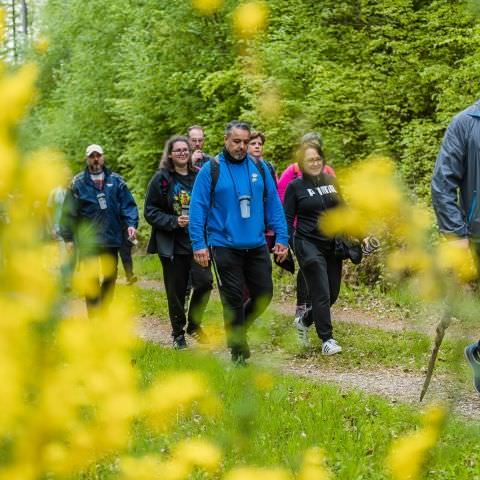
[209,156,272,208]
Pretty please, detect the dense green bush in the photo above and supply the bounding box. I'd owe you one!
[18,0,480,287]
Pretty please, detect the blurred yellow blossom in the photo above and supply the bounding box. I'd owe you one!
[253,371,274,391]
[225,466,292,480]
[386,405,445,480]
[192,0,223,14]
[298,447,332,480]
[437,239,477,282]
[173,438,222,472]
[21,150,68,204]
[33,36,49,54]
[233,1,269,38]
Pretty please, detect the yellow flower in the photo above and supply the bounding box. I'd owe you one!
[192,0,223,14]
[253,372,274,391]
[298,447,332,480]
[173,438,222,472]
[33,36,49,54]
[21,150,69,205]
[233,2,269,39]
[386,405,445,480]
[437,239,477,282]
[225,466,292,480]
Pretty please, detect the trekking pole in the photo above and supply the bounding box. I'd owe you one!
[208,246,222,288]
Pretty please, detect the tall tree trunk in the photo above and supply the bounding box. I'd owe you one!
[21,0,28,39]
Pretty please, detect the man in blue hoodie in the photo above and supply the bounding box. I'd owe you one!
[189,121,289,364]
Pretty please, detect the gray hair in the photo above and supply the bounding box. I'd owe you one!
[224,120,251,136]
[301,131,323,148]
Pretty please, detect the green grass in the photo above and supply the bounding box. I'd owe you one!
[134,286,469,380]
[114,344,480,479]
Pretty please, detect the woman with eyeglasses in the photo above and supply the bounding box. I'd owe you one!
[144,135,213,349]
[283,142,343,355]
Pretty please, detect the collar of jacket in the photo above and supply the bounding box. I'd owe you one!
[83,166,111,183]
[467,101,480,118]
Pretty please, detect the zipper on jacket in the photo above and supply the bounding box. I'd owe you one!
[467,189,477,226]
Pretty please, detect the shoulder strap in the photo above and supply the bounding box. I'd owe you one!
[210,156,220,208]
[253,159,268,205]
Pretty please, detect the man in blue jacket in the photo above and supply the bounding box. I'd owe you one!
[431,101,480,394]
[61,144,138,317]
[189,121,289,364]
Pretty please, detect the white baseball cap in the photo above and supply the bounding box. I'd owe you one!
[86,144,104,156]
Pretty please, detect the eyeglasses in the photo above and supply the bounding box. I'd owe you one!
[172,149,189,154]
[305,158,323,165]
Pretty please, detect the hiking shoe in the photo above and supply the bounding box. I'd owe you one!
[127,275,138,285]
[294,316,310,347]
[464,343,480,393]
[231,350,248,366]
[173,334,187,350]
[322,338,342,356]
[187,327,209,344]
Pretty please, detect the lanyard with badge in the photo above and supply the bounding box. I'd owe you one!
[225,158,253,218]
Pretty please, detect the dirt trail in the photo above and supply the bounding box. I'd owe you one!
[137,314,480,420]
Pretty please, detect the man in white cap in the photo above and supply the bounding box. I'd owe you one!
[61,144,139,316]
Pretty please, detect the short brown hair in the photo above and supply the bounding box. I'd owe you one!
[249,130,266,144]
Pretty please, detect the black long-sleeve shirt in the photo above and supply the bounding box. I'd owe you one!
[283,173,340,245]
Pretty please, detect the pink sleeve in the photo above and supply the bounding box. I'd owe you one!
[323,165,336,177]
[278,164,296,203]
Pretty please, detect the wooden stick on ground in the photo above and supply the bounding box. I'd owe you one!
[419,307,452,402]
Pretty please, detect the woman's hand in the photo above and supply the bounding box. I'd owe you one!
[177,215,189,227]
[272,243,288,263]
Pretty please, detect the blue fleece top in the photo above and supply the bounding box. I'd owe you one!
[189,152,288,250]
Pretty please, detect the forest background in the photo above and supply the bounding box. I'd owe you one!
[10,0,480,235]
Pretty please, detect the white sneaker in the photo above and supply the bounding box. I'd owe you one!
[294,317,309,347]
[322,338,342,356]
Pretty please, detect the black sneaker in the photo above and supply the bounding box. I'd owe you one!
[127,275,138,285]
[173,334,187,350]
[464,343,480,393]
[231,350,247,366]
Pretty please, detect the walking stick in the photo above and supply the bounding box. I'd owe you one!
[419,305,452,402]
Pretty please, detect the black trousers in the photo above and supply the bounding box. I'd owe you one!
[160,254,213,337]
[85,247,119,318]
[294,238,342,341]
[212,245,273,355]
[119,240,134,279]
[296,270,310,306]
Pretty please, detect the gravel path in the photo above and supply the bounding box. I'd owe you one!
[136,314,480,420]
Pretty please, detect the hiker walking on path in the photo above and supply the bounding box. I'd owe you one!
[61,144,138,317]
[283,142,343,355]
[189,120,289,365]
[188,125,214,169]
[431,100,480,393]
[144,135,213,350]
[278,132,336,339]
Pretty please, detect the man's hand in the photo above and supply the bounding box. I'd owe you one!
[272,243,288,263]
[127,226,137,240]
[177,215,189,227]
[192,150,203,165]
[194,248,210,267]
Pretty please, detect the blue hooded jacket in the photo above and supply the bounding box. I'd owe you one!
[189,152,288,250]
[61,167,138,248]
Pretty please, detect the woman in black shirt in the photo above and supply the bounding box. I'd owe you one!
[283,143,343,355]
[144,135,213,349]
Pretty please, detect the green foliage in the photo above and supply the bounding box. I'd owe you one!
[21,0,480,197]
